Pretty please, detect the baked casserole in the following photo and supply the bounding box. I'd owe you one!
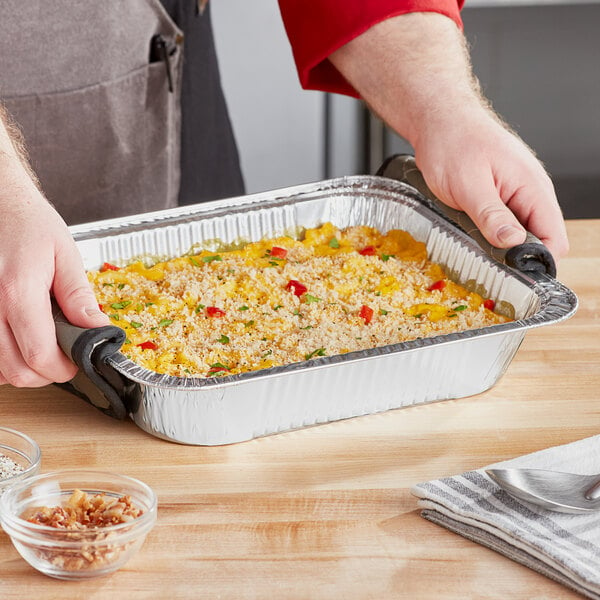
[88,222,509,378]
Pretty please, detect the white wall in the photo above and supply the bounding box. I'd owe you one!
[211,2,326,194]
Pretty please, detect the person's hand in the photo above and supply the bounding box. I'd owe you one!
[0,165,109,387]
[411,105,569,260]
[328,12,569,262]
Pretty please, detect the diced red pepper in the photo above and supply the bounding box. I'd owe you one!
[358,246,377,256]
[270,246,288,259]
[286,279,307,296]
[427,280,446,292]
[98,304,104,312]
[483,299,496,311]
[100,262,119,272]
[207,365,230,375]
[137,341,158,351]
[359,304,374,324]
[206,306,226,318]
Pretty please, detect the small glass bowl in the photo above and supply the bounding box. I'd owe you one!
[0,427,42,496]
[0,470,157,580]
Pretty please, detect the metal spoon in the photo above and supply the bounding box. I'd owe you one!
[486,468,600,513]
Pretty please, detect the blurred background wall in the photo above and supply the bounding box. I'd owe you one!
[212,1,600,218]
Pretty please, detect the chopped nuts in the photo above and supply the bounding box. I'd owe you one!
[23,490,144,571]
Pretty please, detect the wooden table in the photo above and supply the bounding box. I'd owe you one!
[1,219,597,599]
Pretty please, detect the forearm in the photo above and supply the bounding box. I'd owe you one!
[328,12,568,260]
[0,105,108,388]
[328,12,493,150]
[0,103,39,192]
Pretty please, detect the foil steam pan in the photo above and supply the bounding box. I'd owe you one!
[70,176,578,445]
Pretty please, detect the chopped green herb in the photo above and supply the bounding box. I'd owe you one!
[448,313,458,318]
[189,257,201,267]
[158,319,173,327]
[124,338,131,345]
[217,334,230,344]
[227,268,236,274]
[117,283,125,290]
[304,294,321,303]
[244,320,255,328]
[209,362,229,370]
[273,305,283,311]
[300,325,313,330]
[208,362,230,376]
[238,305,249,311]
[453,305,468,311]
[374,291,381,297]
[261,349,273,359]
[102,282,114,287]
[379,309,388,315]
[381,254,395,262]
[130,321,143,329]
[145,302,155,307]
[110,301,131,310]
[413,314,423,319]
[328,237,340,249]
[109,314,120,321]
[195,303,205,313]
[202,255,222,263]
[304,347,326,360]
[292,309,302,317]
[268,260,279,267]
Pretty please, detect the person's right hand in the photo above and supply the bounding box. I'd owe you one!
[0,166,109,387]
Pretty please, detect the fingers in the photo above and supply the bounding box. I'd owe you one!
[52,241,110,329]
[437,167,528,249]
[0,285,78,386]
[505,176,570,261]
[419,144,569,263]
[0,227,107,388]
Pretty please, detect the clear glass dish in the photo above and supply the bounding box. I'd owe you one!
[0,427,41,496]
[0,470,157,580]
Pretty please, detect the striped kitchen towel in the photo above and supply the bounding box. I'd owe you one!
[412,436,600,600]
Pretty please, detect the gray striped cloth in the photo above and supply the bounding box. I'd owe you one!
[412,436,600,600]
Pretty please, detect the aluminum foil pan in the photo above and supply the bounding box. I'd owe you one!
[65,174,577,445]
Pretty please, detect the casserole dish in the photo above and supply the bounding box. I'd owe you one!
[55,156,577,445]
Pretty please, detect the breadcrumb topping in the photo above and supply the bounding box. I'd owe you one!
[89,223,509,378]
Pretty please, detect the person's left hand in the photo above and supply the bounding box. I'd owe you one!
[411,105,569,261]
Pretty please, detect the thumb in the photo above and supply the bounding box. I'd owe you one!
[448,175,527,249]
[53,244,110,329]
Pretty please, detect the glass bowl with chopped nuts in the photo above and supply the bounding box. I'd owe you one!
[0,427,41,498]
[0,470,157,580]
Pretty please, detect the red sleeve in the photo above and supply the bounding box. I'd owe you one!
[278,0,465,98]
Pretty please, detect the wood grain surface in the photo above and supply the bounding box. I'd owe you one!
[0,219,597,600]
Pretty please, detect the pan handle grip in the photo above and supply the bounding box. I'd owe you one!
[53,304,129,420]
[376,154,556,278]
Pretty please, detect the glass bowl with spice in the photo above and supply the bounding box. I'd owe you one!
[0,470,157,580]
[0,427,41,497]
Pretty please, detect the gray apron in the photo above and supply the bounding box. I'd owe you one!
[1,0,244,225]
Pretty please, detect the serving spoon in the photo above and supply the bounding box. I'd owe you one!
[486,468,600,513]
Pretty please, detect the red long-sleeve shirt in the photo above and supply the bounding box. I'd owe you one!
[278,0,465,98]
